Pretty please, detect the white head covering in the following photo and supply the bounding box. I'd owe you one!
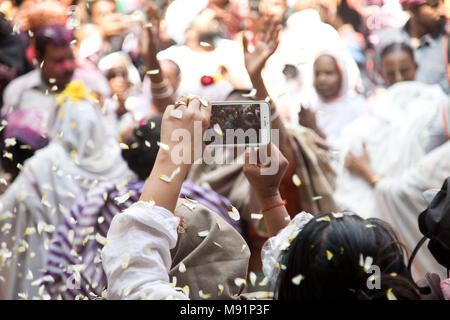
[97,51,142,88]
[165,0,209,44]
[0,98,134,299]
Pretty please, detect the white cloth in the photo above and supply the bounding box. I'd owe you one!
[157,41,249,101]
[2,68,111,137]
[334,81,449,222]
[164,0,209,45]
[0,98,133,299]
[101,202,187,300]
[374,140,450,280]
[261,212,314,285]
[308,49,366,152]
[263,9,363,125]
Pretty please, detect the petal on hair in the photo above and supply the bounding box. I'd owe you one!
[291,274,304,286]
[386,288,397,300]
[326,250,333,261]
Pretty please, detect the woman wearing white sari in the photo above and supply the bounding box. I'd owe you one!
[334,43,450,279]
[0,82,133,299]
[299,49,366,157]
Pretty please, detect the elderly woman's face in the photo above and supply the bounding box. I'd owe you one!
[381,50,417,86]
[313,55,342,101]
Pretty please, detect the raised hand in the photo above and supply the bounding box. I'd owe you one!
[344,142,371,177]
[243,17,281,78]
[144,2,161,58]
[243,143,289,199]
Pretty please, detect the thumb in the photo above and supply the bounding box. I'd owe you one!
[242,33,249,54]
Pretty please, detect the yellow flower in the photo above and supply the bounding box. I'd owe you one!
[55,80,88,105]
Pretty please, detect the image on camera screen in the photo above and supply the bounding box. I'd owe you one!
[206,103,262,146]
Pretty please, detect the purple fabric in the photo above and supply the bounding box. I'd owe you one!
[43,178,241,299]
[4,109,49,149]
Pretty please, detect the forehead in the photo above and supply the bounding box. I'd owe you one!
[382,50,414,66]
[44,44,73,59]
[92,0,116,14]
[261,0,286,6]
[314,55,338,69]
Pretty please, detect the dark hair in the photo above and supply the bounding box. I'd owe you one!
[337,0,363,32]
[380,42,415,62]
[34,25,74,59]
[275,213,421,300]
[121,116,162,180]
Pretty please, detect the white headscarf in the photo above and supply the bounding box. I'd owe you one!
[165,0,209,44]
[309,50,366,152]
[0,98,134,299]
[97,51,142,88]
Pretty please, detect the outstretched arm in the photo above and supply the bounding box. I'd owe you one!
[242,18,296,168]
[142,3,175,113]
[243,144,290,237]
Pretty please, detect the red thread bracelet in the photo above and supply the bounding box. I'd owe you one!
[260,200,287,213]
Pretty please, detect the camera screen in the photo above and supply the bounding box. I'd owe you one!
[206,103,262,146]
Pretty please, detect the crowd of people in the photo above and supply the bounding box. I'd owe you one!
[0,0,449,300]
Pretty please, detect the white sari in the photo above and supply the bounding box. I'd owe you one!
[333,81,449,221]
[0,98,133,299]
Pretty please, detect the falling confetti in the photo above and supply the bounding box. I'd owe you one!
[199,97,209,107]
[114,192,131,204]
[157,141,169,150]
[251,213,263,220]
[316,215,331,222]
[326,250,333,261]
[249,272,257,287]
[386,288,397,300]
[159,167,181,183]
[146,69,159,75]
[119,143,129,150]
[178,262,186,273]
[199,290,211,299]
[234,278,247,287]
[213,123,223,136]
[4,137,16,147]
[199,41,212,47]
[332,212,344,219]
[228,206,240,221]
[312,196,323,201]
[217,284,224,296]
[291,274,304,286]
[242,88,257,98]
[197,230,209,238]
[292,174,301,187]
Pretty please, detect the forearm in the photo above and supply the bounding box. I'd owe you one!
[250,73,295,167]
[101,202,187,300]
[360,166,381,188]
[144,54,175,113]
[139,150,190,213]
[256,191,290,237]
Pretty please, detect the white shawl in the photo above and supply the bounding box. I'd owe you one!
[0,98,133,299]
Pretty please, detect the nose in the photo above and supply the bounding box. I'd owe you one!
[394,70,403,83]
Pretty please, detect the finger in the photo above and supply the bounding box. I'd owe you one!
[187,97,201,115]
[199,96,211,120]
[175,96,189,108]
[242,34,249,54]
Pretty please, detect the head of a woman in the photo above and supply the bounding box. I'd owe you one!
[275,213,420,300]
[313,54,343,102]
[121,116,162,181]
[380,42,417,87]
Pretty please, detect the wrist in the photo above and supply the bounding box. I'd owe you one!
[255,191,282,209]
[154,150,191,177]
